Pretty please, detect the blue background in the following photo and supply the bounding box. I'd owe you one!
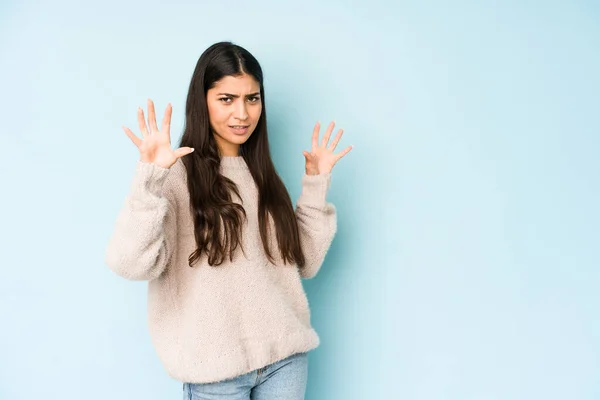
[1,1,598,399]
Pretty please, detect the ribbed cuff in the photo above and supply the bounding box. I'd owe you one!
[131,160,172,197]
[297,173,332,208]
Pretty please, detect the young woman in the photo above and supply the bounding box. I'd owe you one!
[105,41,351,399]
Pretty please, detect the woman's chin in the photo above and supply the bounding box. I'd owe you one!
[213,130,254,150]
[228,132,252,144]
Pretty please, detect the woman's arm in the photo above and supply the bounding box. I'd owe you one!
[295,120,351,278]
[104,161,177,281]
[295,173,337,279]
[106,100,193,281]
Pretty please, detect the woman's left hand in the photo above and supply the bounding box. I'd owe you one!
[303,121,353,175]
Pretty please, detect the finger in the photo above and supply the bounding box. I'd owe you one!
[137,107,149,138]
[147,99,159,133]
[174,147,195,159]
[328,128,344,151]
[321,121,335,147]
[162,103,172,139]
[334,145,353,161]
[123,126,142,147]
[311,122,320,151]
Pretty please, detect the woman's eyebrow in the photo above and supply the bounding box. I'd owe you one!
[216,92,261,97]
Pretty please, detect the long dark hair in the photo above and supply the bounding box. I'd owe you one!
[178,41,306,269]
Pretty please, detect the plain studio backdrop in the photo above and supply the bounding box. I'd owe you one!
[0,1,598,399]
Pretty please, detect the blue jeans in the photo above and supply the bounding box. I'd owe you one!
[182,352,309,399]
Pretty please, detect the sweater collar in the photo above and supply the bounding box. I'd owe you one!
[220,156,248,169]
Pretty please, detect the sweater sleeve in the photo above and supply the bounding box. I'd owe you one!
[294,173,337,279]
[104,161,177,281]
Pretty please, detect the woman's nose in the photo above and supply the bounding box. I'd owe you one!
[234,102,248,120]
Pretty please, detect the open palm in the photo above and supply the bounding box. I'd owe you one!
[122,99,194,169]
[303,121,352,175]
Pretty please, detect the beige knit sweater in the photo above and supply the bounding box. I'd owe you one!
[104,155,336,384]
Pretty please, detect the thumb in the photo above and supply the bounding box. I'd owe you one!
[174,147,195,159]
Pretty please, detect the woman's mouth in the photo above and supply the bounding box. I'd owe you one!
[229,125,250,135]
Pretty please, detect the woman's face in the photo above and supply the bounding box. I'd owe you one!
[206,73,262,156]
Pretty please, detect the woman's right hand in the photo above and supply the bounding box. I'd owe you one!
[122,99,194,169]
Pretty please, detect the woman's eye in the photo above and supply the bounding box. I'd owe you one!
[218,97,259,104]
